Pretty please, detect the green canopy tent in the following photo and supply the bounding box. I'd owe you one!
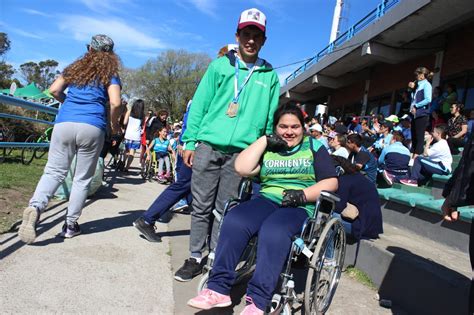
[0,83,52,101]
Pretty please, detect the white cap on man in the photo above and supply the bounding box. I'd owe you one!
[238,8,266,33]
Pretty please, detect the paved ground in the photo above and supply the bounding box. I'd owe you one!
[0,160,398,314]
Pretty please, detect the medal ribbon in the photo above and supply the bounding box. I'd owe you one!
[233,55,262,104]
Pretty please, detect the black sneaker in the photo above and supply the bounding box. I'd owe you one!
[174,258,202,282]
[133,217,161,242]
[59,222,81,238]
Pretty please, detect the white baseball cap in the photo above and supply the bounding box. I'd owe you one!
[309,124,323,133]
[238,8,266,33]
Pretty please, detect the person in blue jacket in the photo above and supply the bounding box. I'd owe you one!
[409,67,433,159]
[379,131,411,185]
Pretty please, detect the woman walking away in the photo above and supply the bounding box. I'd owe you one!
[409,67,433,160]
[18,34,122,244]
[123,98,145,172]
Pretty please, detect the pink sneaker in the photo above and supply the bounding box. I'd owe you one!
[240,297,264,315]
[187,289,231,310]
[400,178,418,187]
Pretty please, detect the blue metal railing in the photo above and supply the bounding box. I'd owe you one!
[0,94,57,148]
[285,0,400,85]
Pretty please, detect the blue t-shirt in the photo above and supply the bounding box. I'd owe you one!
[55,76,121,131]
[153,138,170,153]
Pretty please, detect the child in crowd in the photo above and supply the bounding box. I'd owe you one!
[400,116,412,149]
[347,133,378,183]
[147,126,173,181]
[431,109,445,131]
[371,120,393,155]
[379,131,411,186]
[123,99,145,172]
[400,124,452,187]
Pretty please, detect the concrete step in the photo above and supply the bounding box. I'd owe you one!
[380,199,471,251]
[344,223,471,315]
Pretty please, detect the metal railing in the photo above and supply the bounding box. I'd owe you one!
[0,94,57,148]
[284,0,400,85]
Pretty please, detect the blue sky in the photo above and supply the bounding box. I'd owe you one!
[0,0,381,85]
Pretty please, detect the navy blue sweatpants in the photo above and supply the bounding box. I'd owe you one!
[142,154,192,224]
[409,156,450,182]
[206,197,308,311]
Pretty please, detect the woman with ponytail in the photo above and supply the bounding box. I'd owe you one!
[409,67,433,160]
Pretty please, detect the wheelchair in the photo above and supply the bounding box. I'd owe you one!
[141,151,175,184]
[196,179,346,315]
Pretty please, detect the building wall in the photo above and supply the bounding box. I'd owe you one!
[368,55,435,98]
[328,22,474,115]
[330,80,365,109]
[442,22,474,78]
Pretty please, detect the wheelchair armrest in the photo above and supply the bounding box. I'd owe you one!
[320,191,341,203]
[237,178,253,202]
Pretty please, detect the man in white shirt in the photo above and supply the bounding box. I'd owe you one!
[400,125,452,186]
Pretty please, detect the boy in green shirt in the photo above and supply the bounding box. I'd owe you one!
[175,8,280,282]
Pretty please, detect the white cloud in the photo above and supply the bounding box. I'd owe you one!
[21,8,52,18]
[186,0,217,17]
[58,15,167,50]
[2,23,44,40]
[79,0,131,13]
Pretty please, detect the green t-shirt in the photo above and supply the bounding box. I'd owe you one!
[259,136,337,217]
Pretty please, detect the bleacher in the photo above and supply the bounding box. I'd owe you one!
[344,149,472,314]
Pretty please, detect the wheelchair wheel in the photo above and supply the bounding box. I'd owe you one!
[141,159,152,179]
[304,217,346,315]
[196,271,209,295]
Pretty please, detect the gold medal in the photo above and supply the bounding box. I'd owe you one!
[226,102,239,118]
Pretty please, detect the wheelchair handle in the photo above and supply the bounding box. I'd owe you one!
[320,191,341,203]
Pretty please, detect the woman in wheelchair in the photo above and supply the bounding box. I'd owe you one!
[188,104,338,314]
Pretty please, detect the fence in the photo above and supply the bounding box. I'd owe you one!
[284,0,400,85]
[0,94,57,148]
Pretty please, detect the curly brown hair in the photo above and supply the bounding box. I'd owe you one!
[62,50,121,87]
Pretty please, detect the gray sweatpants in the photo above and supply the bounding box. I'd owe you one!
[29,122,104,225]
[189,143,241,256]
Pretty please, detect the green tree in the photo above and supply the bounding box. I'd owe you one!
[123,49,211,119]
[0,32,11,56]
[19,61,40,84]
[19,59,59,90]
[0,61,15,89]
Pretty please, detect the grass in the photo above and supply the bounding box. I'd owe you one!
[0,150,47,233]
[345,266,377,290]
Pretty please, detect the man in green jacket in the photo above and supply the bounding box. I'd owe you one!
[175,8,280,282]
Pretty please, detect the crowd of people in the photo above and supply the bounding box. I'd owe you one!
[15,7,473,315]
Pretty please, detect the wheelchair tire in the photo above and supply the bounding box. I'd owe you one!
[141,159,152,180]
[304,217,346,315]
[196,272,209,295]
